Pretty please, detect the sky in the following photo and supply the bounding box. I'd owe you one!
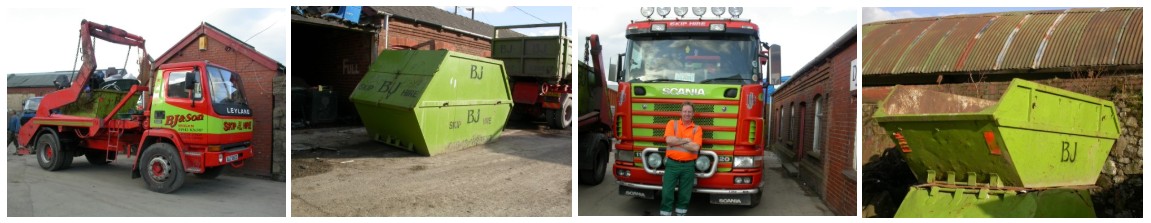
[575,7,858,81]
[435,6,573,37]
[863,7,1075,23]
[0,8,287,75]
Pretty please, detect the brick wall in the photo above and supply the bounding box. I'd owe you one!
[7,87,56,96]
[768,42,857,216]
[6,88,53,112]
[860,74,1143,217]
[382,18,492,57]
[161,35,280,177]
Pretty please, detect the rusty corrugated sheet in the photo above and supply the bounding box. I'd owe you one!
[922,15,994,73]
[868,18,936,75]
[862,21,909,74]
[1042,10,1093,68]
[862,8,1142,76]
[999,11,1059,70]
[961,13,1024,71]
[891,17,956,74]
[1072,9,1128,66]
[1118,8,1142,65]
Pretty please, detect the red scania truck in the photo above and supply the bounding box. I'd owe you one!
[603,7,780,207]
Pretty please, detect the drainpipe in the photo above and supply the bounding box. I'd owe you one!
[374,12,391,62]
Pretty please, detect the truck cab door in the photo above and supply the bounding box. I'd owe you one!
[151,68,210,144]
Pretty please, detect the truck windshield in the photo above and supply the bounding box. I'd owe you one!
[624,35,759,85]
[207,66,251,116]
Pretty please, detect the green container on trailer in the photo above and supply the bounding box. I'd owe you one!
[491,23,572,81]
[61,89,140,119]
[873,78,1118,218]
[350,50,513,156]
[577,61,593,116]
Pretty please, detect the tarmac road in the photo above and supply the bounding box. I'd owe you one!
[578,150,834,216]
[7,144,287,217]
[290,122,572,217]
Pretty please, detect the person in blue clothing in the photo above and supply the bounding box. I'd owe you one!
[8,110,19,146]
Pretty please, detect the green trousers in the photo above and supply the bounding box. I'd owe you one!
[660,159,695,216]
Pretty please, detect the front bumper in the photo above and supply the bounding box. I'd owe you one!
[201,145,253,167]
[617,181,764,206]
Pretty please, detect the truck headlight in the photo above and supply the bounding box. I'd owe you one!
[646,153,663,169]
[695,156,711,172]
[733,156,755,168]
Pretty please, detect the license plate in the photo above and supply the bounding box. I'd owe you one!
[618,185,655,199]
[225,154,239,163]
[710,194,752,205]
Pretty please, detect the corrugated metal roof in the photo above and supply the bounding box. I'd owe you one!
[7,71,73,88]
[862,7,1142,76]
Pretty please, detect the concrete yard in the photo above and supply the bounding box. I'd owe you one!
[7,144,286,217]
[290,122,572,217]
[578,152,833,216]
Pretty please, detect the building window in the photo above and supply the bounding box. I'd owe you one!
[796,102,805,149]
[788,103,796,144]
[810,95,824,159]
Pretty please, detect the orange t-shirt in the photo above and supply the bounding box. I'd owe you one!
[664,119,703,161]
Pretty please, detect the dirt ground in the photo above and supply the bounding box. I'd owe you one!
[290,122,572,217]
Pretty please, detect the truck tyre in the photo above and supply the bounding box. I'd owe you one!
[547,95,573,129]
[196,166,224,179]
[35,130,73,171]
[139,143,186,193]
[579,133,610,185]
[84,149,113,165]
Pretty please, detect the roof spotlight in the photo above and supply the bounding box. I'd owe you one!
[641,7,654,18]
[710,7,725,17]
[692,7,706,17]
[729,7,743,18]
[674,7,688,18]
[656,7,671,18]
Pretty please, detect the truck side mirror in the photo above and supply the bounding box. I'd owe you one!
[184,69,198,90]
[615,53,625,82]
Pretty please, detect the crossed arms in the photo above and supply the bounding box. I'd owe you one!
[666,136,700,153]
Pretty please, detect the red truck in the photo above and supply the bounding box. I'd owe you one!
[15,20,255,193]
[599,7,780,207]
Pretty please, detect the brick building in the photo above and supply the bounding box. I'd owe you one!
[155,22,286,179]
[860,8,1142,217]
[768,26,858,216]
[291,6,523,119]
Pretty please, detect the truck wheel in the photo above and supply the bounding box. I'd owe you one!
[547,96,572,129]
[35,131,73,171]
[85,149,113,165]
[579,133,610,185]
[139,143,186,193]
[195,166,224,179]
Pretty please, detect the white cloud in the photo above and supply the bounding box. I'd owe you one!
[863,7,922,23]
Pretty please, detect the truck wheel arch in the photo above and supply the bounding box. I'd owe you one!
[130,130,187,179]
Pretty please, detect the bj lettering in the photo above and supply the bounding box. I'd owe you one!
[467,109,481,124]
[469,65,483,80]
[1061,141,1078,163]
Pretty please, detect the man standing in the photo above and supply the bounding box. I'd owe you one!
[660,101,703,216]
[8,110,20,146]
